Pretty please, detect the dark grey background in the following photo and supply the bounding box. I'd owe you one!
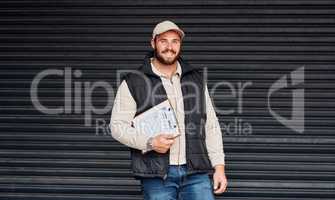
[0,0,334,199]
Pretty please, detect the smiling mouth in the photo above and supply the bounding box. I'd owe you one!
[162,50,176,55]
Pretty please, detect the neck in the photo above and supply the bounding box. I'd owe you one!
[152,58,177,78]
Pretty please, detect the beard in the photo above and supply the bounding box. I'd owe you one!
[154,48,180,65]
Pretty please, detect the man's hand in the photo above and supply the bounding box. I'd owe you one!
[151,134,177,153]
[213,165,228,194]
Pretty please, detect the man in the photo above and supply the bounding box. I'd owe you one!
[110,20,227,200]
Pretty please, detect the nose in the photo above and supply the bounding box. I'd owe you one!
[166,42,173,50]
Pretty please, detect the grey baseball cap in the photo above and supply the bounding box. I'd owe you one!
[152,20,185,39]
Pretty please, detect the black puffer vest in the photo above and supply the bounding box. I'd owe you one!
[122,51,213,180]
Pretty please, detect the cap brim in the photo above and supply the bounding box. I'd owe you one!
[153,28,185,39]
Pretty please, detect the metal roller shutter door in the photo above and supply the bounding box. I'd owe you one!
[0,0,334,199]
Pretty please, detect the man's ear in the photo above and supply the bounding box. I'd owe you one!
[150,39,155,49]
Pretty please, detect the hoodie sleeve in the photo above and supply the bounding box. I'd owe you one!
[109,80,151,151]
[204,84,226,167]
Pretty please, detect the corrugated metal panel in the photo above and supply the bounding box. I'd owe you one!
[0,0,334,199]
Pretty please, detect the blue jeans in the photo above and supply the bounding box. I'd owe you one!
[140,164,215,200]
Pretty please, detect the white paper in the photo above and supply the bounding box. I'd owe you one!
[132,99,180,138]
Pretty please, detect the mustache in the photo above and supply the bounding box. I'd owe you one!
[161,49,176,54]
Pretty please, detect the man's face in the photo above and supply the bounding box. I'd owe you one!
[151,30,182,65]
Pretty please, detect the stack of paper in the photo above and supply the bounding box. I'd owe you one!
[132,99,180,138]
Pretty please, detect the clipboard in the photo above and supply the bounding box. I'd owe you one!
[132,99,181,138]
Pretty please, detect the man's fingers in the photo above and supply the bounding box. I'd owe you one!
[164,134,179,139]
[156,139,174,150]
[213,178,219,190]
[157,148,167,153]
[214,179,227,194]
[151,134,176,153]
[213,173,228,194]
[161,138,175,145]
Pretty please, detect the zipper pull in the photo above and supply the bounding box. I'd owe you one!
[163,173,168,180]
